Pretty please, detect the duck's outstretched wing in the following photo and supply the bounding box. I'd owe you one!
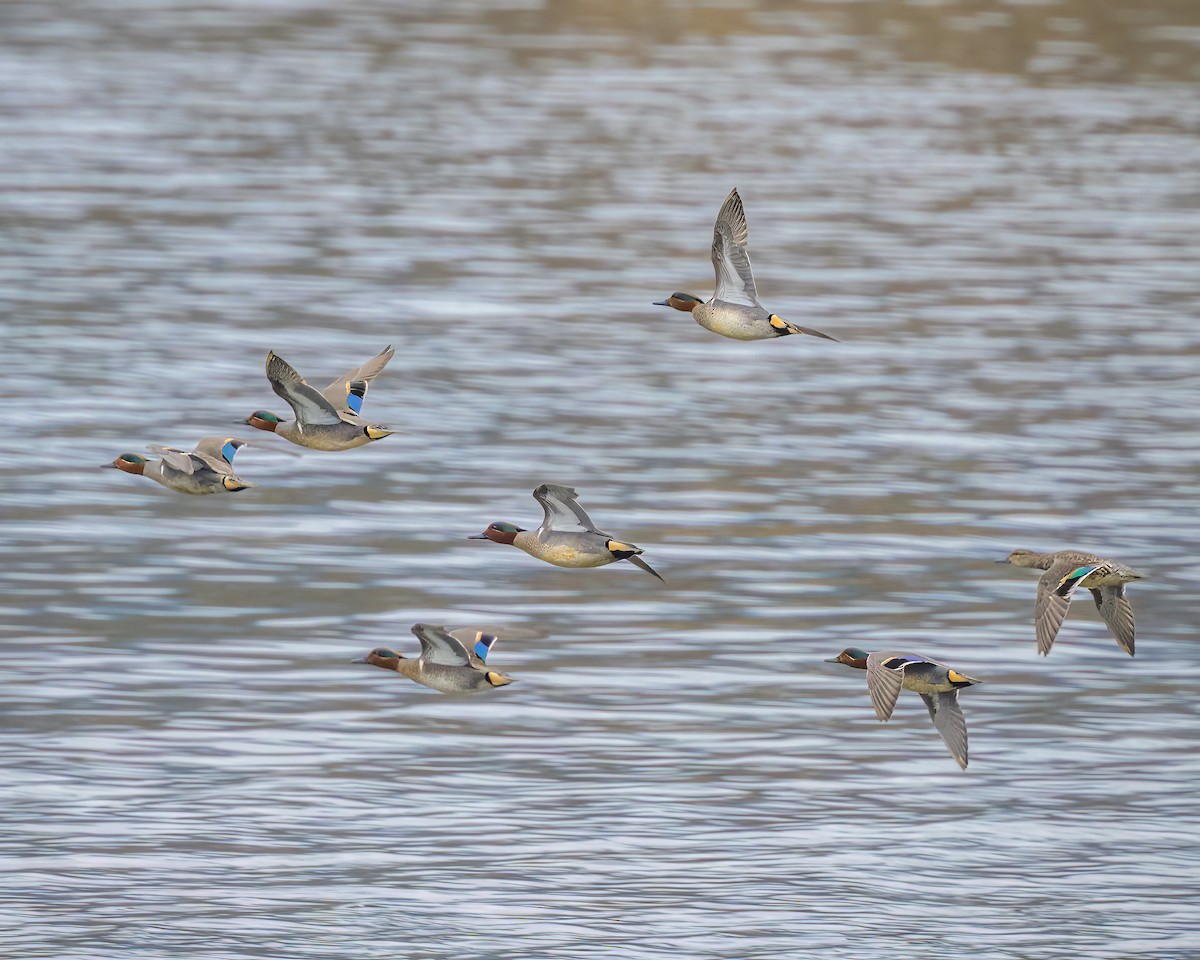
[266,351,342,425]
[865,652,909,721]
[1091,585,1135,657]
[1035,561,1078,655]
[710,188,760,307]
[412,623,473,666]
[321,345,394,416]
[920,691,969,770]
[448,628,501,667]
[533,483,602,534]
[188,437,248,474]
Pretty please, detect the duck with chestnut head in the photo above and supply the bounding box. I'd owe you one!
[825,647,982,770]
[241,345,396,451]
[654,188,838,343]
[107,436,254,495]
[352,623,515,694]
[469,483,663,581]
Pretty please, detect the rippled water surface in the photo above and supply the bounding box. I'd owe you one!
[3,1,1200,957]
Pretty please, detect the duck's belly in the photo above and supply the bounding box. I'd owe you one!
[520,537,614,568]
[898,663,956,695]
[283,423,369,451]
[154,466,220,495]
[901,676,956,695]
[415,666,485,695]
[694,304,773,341]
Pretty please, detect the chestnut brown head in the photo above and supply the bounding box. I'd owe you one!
[467,521,525,545]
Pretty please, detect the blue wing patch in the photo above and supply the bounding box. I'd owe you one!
[221,439,239,464]
[474,633,499,662]
[345,380,367,416]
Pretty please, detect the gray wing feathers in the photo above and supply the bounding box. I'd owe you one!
[156,448,197,475]
[411,624,472,667]
[710,188,760,308]
[266,352,343,425]
[320,345,394,410]
[865,654,905,721]
[1035,564,1073,656]
[1092,585,1135,656]
[923,691,969,770]
[449,627,499,668]
[189,437,246,474]
[533,483,602,534]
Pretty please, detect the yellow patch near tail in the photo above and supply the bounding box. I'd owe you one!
[947,669,968,684]
[607,539,637,554]
[769,314,788,330]
[486,671,513,687]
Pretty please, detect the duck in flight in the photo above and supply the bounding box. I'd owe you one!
[999,549,1143,656]
[470,483,664,581]
[241,345,396,451]
[826,647,982,770]
[108,436,254,495]
[353,623,514,694]
[655,188,839,343]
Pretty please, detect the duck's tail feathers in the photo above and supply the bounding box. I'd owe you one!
[770,314,839,341]
[625,554,665,582]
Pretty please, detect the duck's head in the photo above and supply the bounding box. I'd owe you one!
[352,647,406,671]
[484,671,515,687]
[241,411,283,433]
[653,292,703,313]
[108,453,148,475]
[825,647,869,669]
[362,423,396,442]
[468,521,525,545]
[999,548,1039,567]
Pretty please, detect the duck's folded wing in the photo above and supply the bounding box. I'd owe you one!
[266,351,342,425]
[922,691,969,770]
[533,483,602,534]
[865,653,907,721]
[1092,585,1135,657]
[412,623,473,666]
[1035,563,1074,656]
[710,188,760,308]
[321,345,394,415]
[149,446,197,475]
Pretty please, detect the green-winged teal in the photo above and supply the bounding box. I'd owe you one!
[999,549,1143,656]
[352,623,514,694]
[470,483,663,581]
[826,648,981,770]
[654,188,839,342]
[108,436,254,495]
[241,346,396,451]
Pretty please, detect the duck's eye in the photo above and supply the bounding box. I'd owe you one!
[371,647,392,658]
